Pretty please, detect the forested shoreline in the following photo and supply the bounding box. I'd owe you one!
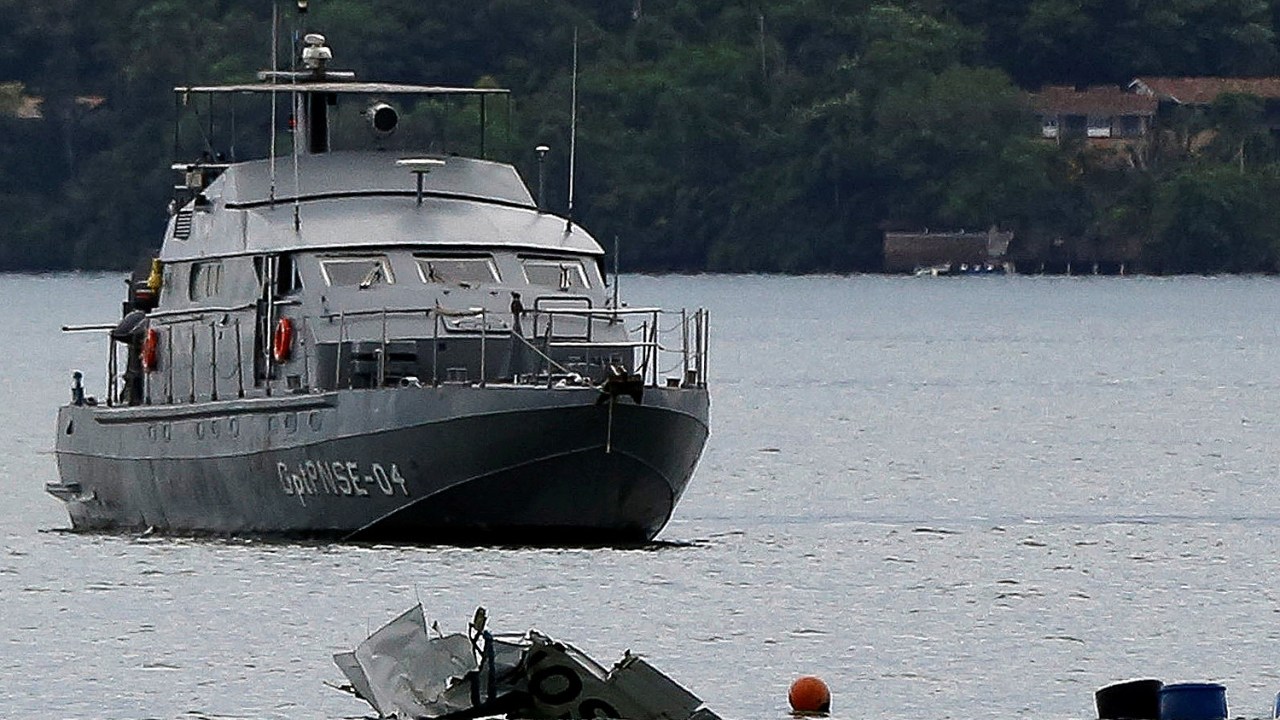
[3,1,1280,273]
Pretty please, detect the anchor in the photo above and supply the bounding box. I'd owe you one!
[598,365,643,455]
[596,364,643,406]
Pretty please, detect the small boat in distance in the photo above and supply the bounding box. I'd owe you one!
[48,15,710,545]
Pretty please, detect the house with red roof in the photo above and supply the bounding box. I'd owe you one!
[1029,85,1158,144]
[1129,76,1280,132]
[1129,77,1280,106]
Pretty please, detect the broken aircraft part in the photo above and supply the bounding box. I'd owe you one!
[333,605,721,720]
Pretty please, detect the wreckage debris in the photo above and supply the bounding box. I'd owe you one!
[333,604,723,720]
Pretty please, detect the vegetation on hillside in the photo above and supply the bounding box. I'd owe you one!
[3,0,1280,272]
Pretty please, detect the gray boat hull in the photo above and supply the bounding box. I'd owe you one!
[51,385,708,544]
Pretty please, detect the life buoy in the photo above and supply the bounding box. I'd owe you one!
[141,328,160,372]
[272,317,294,363]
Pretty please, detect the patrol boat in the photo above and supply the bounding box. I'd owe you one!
[47,29,710,544]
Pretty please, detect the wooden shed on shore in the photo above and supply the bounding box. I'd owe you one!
[883,228,1013,273]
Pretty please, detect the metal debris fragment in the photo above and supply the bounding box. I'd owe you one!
[333,605,721,720]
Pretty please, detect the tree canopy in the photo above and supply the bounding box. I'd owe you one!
[4,0,1280,272]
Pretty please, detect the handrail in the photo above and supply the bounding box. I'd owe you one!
[93,300,707,406]
[536,306,668,316]
[323,304,668,387]
[548,340,650,348]
[151,302,257,319]
[320,305,482,320]
[317,305,681,321]
[64,301,270,333]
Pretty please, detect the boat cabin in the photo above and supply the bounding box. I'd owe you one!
[87,33,707,408]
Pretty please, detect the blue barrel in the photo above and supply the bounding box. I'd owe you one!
[1158,683,1227,720]
[1096,679,1163,719]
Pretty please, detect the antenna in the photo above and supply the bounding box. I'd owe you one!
[290,17,302,232]
[566,27,578,232]
[612,235,620,309]
[536,145,549,212]
[269,0,279,205]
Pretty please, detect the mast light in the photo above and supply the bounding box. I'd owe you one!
[301,33,331,72]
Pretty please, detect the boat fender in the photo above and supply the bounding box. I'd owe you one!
[141,328,160,372]
[273,317,294,363]
[146,258,164,292]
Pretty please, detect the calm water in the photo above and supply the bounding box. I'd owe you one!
[4,273,1280,719]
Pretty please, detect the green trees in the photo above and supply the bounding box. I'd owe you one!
[2,0,1280,272]
[1148,167,1280,272]
[948,0,1277,85]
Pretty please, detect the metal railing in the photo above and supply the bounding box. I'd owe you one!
[76,303,709,407]
[323,304,709,390]
[533,306,709,389]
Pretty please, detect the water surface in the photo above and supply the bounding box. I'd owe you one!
[4,273,1280,719]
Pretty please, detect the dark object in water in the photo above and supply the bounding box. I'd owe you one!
[1158,683,1227,720]
[1096,678,1163,720]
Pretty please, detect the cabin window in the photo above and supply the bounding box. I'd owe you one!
[1118,115,1144,138]
[416,255,500,287]
[277,254,303,295]
[256,255,303,295]
[1062,114,1087,138]
[320,256,395,287]
[522,258,589,291]
[189,261,223,301]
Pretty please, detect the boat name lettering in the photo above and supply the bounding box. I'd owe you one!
[276,460,409,504]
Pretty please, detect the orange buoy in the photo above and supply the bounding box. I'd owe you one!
[272,317,294,363]
[141,328,160,372]
[788,675,831,715]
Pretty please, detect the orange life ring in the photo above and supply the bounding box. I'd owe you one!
[141,327,160,372]
[272,317,294,363]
